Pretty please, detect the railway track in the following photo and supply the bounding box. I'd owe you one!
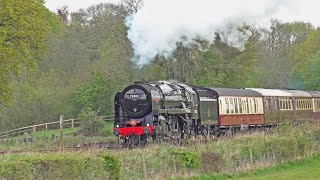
[0,141,121,155]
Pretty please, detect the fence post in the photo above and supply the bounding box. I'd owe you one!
[60,115,64,152]
[33,126,36,133]
[45,123,48,131]
[71,119,74,128]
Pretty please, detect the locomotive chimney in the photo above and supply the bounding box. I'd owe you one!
[134,80,144,85]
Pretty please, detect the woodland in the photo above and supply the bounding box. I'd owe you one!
[0,0,320,131]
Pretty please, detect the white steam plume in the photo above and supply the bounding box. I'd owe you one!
[126,0,320,66]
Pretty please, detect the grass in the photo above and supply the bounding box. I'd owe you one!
[32,121,114,137]
[0,124,320,179]
[32,127,80,138]
[191,154,320,180]
[0,121,116,151]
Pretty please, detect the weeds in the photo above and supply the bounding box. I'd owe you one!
[0,124,320,179]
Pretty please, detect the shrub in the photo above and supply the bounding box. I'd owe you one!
[170,149,200,170]
[201,152,223,173]
[78,108,105,136]
[100,155,121,180]
[0,153,111,179]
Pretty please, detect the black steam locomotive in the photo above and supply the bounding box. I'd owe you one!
[113,81,320,146]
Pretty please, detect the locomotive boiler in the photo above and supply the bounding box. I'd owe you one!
[113,81,199,145]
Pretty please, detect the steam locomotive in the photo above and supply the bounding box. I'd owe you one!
[113,81,320,146]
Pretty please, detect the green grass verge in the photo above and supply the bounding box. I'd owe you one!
[32,127,80,138]
[0,152,120,179]
[191,154,320,180]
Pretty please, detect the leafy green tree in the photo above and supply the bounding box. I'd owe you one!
[291,29,320,65]
[290,52,320,90]
[255,20,314,88]
[0,0,49,106]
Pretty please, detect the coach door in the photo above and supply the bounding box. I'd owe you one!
[199,97,218,125]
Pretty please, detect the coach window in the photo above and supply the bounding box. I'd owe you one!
[265,99,269,111]
[239,98,243,113]
[304,100,307,109]
[226,98,229,114]
[270,99,273,110]
[285,99,288,109]
[279,99,283,109]
[230,98,234,114]
[235,98,239,113]
[219,100,222,113]
[275,99,279,110]
[289,99,292,109]
[253,99,257,113]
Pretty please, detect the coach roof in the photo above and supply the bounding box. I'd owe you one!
[209,88,262,97]
[247,88,292,97]
[306,91,320,98]
[287,90,312,97]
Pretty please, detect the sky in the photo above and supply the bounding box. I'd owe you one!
[45,0,320,66]
[45,0,117,12]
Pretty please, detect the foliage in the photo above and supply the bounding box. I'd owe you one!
[0,153,115,179]
[78,108,106,136]
[170,149,201,170]
[193,154,320,180]
[100,154,121,180]
[1,1,320,136]
[290,52,320,90]
[0,0,50,106]
[0,125,320,179]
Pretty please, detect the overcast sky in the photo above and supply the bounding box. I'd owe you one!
[45,0,117,12]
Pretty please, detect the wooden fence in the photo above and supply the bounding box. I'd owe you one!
[0,115,114,140]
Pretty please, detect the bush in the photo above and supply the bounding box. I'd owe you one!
[0,153,113,179]
[201,152,223,173]
[78,108,105,136]
[100,154,121,180]
[170,149,200,170]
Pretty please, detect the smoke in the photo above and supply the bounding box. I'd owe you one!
[125,0,320,67]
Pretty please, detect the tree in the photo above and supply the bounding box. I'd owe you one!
[291,52,320,90]
[0,0,49,106]
[255,20,314,88]
[57,6,69,25]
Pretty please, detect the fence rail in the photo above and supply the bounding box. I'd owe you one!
[0,115,114,140]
